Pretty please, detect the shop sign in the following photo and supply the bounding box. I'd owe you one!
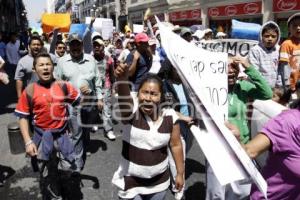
[208,1,262,17]
[273,0,300,12]
[169,9,201,21]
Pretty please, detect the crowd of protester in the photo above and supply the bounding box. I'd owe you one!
[0,11,299,200]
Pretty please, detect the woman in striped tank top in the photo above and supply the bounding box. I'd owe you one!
[112,63,184,200]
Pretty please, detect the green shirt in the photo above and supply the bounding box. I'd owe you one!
[228,65,273,144]
[55,53,103,100]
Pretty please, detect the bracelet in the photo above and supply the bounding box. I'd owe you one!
[25,140,33,147]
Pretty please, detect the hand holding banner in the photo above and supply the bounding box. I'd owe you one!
[157,17,268,199]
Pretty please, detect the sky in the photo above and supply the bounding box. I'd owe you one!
[23,0,47,24]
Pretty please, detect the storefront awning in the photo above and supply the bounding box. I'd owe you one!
[273,0,300,13]
[208,1,262,18]
[169,9,201,21]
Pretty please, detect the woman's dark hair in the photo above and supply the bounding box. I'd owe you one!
[137,74,165,103]
[29,35,44,46]
[262,23,279,36]
[33,52,53,68]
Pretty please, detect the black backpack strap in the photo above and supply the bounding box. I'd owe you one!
[25,83,35,114]
[57,81,68,100]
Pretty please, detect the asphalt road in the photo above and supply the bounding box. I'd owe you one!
[0,78,206,200]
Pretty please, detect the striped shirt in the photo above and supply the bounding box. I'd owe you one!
[112,108,179,199]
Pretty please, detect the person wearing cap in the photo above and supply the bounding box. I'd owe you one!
[55,33,104,170]
[124,25,132,38]
[203,29,213,41]
[148,38,162,74]
[180,27,193,43]
[91,38,116,140]
[173,25,181,35]
[114,37,124,62]
[118,38,135,63]
[279,13,300,92]
[125,32,152,91]
[216,32,227,39]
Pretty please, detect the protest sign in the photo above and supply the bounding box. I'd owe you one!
[86,17,113,39]
[157,18,268,199]
[69,24,87,38]
[196,39,258,57]
[101,19,113,40]
[41,13,71,33]
[133,24,144,33]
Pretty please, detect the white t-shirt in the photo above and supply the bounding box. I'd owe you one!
[149,51,161,74]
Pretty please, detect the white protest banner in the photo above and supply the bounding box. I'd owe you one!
[101,19,113,40]
[196,39,258,57]
[86,17,101,33]
[133,24,144,33]
[157,18,268,198]
[251,100,286,168]
[157,18,245,185]
[86,17,113,39]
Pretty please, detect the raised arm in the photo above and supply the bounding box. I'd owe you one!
[128,50,140,77]
[114,62,133,119]
[233,56,273,99]
[83,17,96,54]
[49,28,59,54]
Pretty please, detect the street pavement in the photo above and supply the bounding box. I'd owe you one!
[0,79,206,200]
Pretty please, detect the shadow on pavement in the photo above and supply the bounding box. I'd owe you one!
[0,165,40,200]
[185,181,206,200]
[89,139,107,153]
[185,158,205,180]
[0,165,16,186]
[59,171,99,200]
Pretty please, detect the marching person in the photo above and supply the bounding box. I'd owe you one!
[15,36,49,98]
[91,38,116,140]
[206,56,273,200]
[249,21,281,88]
[15,53,81,199]
[279,13,300,92]
[112,62,184,200]
[55,33,103,169]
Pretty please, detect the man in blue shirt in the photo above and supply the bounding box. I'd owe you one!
[125,33,152,91]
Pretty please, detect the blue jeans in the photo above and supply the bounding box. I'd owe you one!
[67,105,83,171]
[119,190,167,200]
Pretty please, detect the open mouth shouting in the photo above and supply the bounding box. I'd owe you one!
[139,102,157,115]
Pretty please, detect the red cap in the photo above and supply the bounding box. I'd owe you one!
[135,33,149,43]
